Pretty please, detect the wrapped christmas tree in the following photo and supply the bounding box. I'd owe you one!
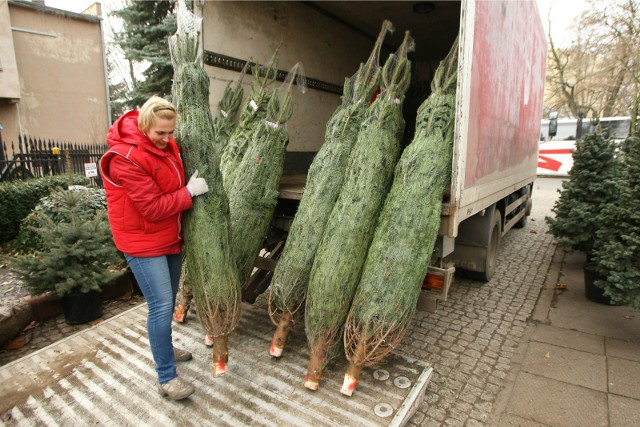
[213,64,248,151]
[268,20,394,358]
[342,39,459,396]
[169,0,241,377]
[220,52,279,194]
[229,64,306,292]
[173,67,246,325]
[304,32,414,390]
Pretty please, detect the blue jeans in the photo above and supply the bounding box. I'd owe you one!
[125,253,182,384]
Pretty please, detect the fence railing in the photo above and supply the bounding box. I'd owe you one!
[0,135,107,183]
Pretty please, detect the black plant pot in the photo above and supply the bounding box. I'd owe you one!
[583,263,615,305]
[60,290,103,325]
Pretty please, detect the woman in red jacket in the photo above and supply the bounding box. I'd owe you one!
[100,96,208,400]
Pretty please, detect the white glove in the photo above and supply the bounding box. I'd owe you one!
[186,170,209,197]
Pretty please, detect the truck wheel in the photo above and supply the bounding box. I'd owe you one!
[465,210,502,282]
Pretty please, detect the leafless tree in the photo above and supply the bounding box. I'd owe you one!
[545,0,639,134]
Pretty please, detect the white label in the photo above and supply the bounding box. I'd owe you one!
[220,110,228,118]
[249,100,258,111]
[84,162,98,178]
[266,121,279,129]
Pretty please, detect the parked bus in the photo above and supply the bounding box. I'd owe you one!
[537,116,631,176]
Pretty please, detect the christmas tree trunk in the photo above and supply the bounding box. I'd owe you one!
[268,20,393,358]
[304,32,413,390]
[342,40,459,396]
[169,2,241,377]
[173,273,192,323]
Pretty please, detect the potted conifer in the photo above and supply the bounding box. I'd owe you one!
[546,130,621,303]
[14,187,122,324]
[592,136,640,308]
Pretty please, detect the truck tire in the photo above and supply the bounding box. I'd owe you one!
[471,209,502,282]
[451,205,502,282]
[463,209,502,282]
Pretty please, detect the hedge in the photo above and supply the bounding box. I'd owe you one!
[0,175,89,243]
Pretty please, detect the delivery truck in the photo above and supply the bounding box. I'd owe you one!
[201,1,547,309]
[0,1,546,425]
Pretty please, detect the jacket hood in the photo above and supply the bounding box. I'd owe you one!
[107,110,164,148]
[107,110,149,149]
[107,110,180,159]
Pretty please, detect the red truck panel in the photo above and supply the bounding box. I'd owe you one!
[464,0,546,188]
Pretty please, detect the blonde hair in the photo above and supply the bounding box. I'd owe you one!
[138,96,177,133]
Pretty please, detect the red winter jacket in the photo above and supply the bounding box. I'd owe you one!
[100,111,193,257]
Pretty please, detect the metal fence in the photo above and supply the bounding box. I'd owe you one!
[0,135,107,183]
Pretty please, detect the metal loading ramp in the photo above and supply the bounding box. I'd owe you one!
[0,301,432,426]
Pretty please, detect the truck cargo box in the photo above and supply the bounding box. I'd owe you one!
[202,0,545,298]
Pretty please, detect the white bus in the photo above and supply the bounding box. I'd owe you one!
[537,116,631,176]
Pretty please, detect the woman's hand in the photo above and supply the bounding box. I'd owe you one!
[186,170,209,197]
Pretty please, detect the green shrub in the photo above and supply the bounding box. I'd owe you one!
[13,188,122,297]
[0,175,89,243]
[546,132,621,255]
[11,187,107,254]
[593,136,640,309]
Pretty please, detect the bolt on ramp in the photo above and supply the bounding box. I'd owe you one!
[0,302,432,426]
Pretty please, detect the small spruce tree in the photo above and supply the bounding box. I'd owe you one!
[546,131,621,256]
[14,189,122,297]
[12,187,108,254]
[593,136,640,309]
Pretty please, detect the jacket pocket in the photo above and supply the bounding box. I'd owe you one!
[121,202,144,232]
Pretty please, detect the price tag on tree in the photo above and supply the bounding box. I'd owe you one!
[84,162,98,178]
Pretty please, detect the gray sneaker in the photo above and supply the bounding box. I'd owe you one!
[158,377,195,400]
[173,347,192,362]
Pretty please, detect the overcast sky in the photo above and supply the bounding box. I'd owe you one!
[537,0,590,46]
[45,0,99,13]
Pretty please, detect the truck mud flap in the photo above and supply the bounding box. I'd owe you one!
[0,302,433,426]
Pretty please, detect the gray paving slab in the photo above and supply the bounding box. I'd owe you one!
[608,356,640,399]
[609,394,640,427]
[606,337,640,362]
[506,371,608,427]
[498,413,550,427]
[521,341,607,391]
[549,253,640,343]
[531,323,604,355]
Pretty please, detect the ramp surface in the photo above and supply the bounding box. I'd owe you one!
[0,302,431,426]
